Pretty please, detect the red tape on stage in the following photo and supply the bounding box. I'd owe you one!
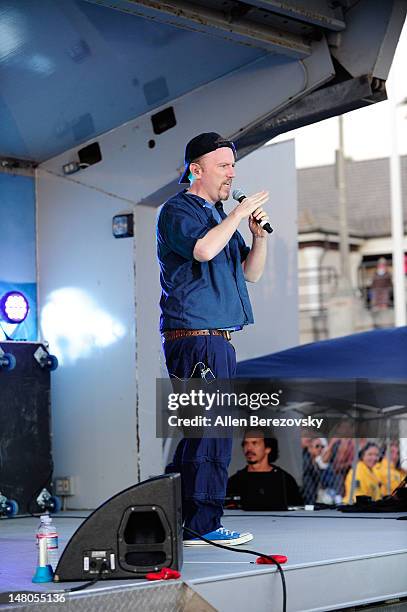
[145,568,181,581]
[256,554,288,565]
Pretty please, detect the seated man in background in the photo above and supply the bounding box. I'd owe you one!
[227,429,303,510]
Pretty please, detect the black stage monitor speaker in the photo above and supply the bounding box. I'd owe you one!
[54,474,182,582]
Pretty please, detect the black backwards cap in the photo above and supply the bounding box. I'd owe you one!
[179,132,236,184]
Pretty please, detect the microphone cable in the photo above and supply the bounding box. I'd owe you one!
[183,526,287,612]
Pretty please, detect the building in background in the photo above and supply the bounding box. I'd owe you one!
[298,155,407,343]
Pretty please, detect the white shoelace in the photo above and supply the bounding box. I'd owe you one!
[217,527,238,536]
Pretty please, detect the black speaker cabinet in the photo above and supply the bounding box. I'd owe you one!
[54,474,183,581]
[0,341,52,514]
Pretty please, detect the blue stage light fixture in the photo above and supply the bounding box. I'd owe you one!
[0,291,30,324]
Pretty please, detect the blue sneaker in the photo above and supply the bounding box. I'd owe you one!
[183,527,253,546]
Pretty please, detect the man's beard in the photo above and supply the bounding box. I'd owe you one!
[219,182,231,201]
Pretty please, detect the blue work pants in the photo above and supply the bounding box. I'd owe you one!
[163,335,235,536]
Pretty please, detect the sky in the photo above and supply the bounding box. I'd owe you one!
[272,20,407,169]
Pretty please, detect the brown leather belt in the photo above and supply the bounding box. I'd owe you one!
[162,329,232,342]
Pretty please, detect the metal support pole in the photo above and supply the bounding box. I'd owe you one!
[337,115,352,287]
[386,419,392,495]
[349,438,360,503]
[329,115,355,336]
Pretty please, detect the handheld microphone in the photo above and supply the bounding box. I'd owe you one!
[232,189,273,234]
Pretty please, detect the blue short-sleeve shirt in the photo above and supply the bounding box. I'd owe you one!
[157,190,254,331]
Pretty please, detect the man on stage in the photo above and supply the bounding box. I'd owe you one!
[157,132,270,545]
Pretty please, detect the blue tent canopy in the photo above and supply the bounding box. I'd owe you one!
[237,327,407,380]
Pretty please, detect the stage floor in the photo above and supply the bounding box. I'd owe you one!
[1,509,407,611]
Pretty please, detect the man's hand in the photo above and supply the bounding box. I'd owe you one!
[248,207,270,238]
[232,190,269,222]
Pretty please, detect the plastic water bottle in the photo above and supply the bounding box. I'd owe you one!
[36,514,59,571]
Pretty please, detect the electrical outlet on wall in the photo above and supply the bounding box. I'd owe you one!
[54,477,74,496]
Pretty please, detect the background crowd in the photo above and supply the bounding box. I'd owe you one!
[301,437,406,504]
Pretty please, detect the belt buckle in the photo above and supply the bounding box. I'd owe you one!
[224,330,231,341]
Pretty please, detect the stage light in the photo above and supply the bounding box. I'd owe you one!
[0,291,29,324]
[112,214,134,238]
